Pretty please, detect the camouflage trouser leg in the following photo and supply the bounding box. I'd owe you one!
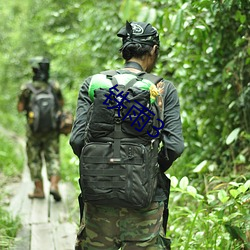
[26,131,60,181]
[26,138,43,181]
[75,201,169,250]
[42,134,60,179]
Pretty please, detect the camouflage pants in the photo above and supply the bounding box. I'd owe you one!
[26,130,60,181]
[75,201,170,250]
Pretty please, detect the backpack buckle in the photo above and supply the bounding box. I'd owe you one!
[115,117,122,124]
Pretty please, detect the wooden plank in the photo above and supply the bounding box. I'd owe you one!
[30,196,49,224]
[50,182,77,223]
[30,176,50,224]
[21,163,31,182]
[31,223,54,250]
[11,224,31,250]
[17,181,33,224]
[61,182,79,223]
[9,156,78,250]
[52,222,76,250]
[50,196,67,223]
[8,181,33,219]
[8,182,27,217]
[30,167,50,224]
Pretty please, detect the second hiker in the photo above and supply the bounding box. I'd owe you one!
[17,57,64,202]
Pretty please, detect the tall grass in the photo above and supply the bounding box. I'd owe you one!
[0,132,23,249]
[0,207,20,250]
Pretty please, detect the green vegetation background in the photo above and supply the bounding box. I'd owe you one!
[0,0,249,249]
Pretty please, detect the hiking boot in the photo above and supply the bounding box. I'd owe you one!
[28,180,45,199]
[50,175,62,202]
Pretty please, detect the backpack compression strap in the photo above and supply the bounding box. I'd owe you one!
[101,70,163,86]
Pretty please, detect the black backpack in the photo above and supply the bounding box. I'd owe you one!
[27,82,59,133]
[79,71,164,209]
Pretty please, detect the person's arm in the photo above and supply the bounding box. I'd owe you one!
[70,77,92,158]
[17,99,25,112]
[17,86,30,113]
[158,80,185,171]
[50,80,64,109]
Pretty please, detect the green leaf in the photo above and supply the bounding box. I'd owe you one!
[229,181,240,187]
[193,160,208,173]
[179,176,189,190]
[240,193,250,204]
[206,194,216,204]
[224,223,247,242]
[218,190,229,203]
[187,185,197,197]
[229,189,239,198]
[244,180,250,190]
[237,185,247,194]
[226,128,241,145]
[170,176,178,188]
[172,9,183,34]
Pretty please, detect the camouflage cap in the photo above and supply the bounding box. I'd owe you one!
[117,21,160,51]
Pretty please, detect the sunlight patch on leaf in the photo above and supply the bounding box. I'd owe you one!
[193,160,208,173]
[244,180,250,190]
[179,176,189,190]
[229,189,239,198]
[187,185,197,197]
[226,128,240,145]
[171,176,178,188]
[218,190,229,203]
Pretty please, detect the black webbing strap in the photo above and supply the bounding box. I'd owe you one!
[101,70,118,78]
[82,156,143,165]
[83,169,127,176]
[85,181,124,189]
[136,72,163,85]
[124,77,139,90]
[110,77,122,160]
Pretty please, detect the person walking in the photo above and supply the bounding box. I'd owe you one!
[17,57,64,201]
[70,21,185,249]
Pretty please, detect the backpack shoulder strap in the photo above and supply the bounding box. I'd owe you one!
[100,70,118,78]
[26,83,39,94]
[48,79,56,88]
[101,70,163,84]
[27,82,53,93]
[137,72,163,85]
[100,70,164,93]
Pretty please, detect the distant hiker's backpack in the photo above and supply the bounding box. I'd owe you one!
[27,83,59,133]
[79,71,164,209]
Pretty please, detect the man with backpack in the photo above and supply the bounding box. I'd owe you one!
[70,21,184,249]
[17,57,64,201]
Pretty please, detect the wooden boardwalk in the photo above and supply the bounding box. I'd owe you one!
[8,164,78,250]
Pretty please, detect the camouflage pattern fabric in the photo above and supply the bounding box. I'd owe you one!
[26,129,60,181]
[18,80,63,181]
[75,201,170,250]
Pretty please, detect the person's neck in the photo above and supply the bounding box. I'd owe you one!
[124,59,146,73]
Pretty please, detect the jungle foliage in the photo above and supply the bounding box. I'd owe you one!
[0,0,249,249]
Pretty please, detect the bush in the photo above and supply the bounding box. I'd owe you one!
[167,175,250,249]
